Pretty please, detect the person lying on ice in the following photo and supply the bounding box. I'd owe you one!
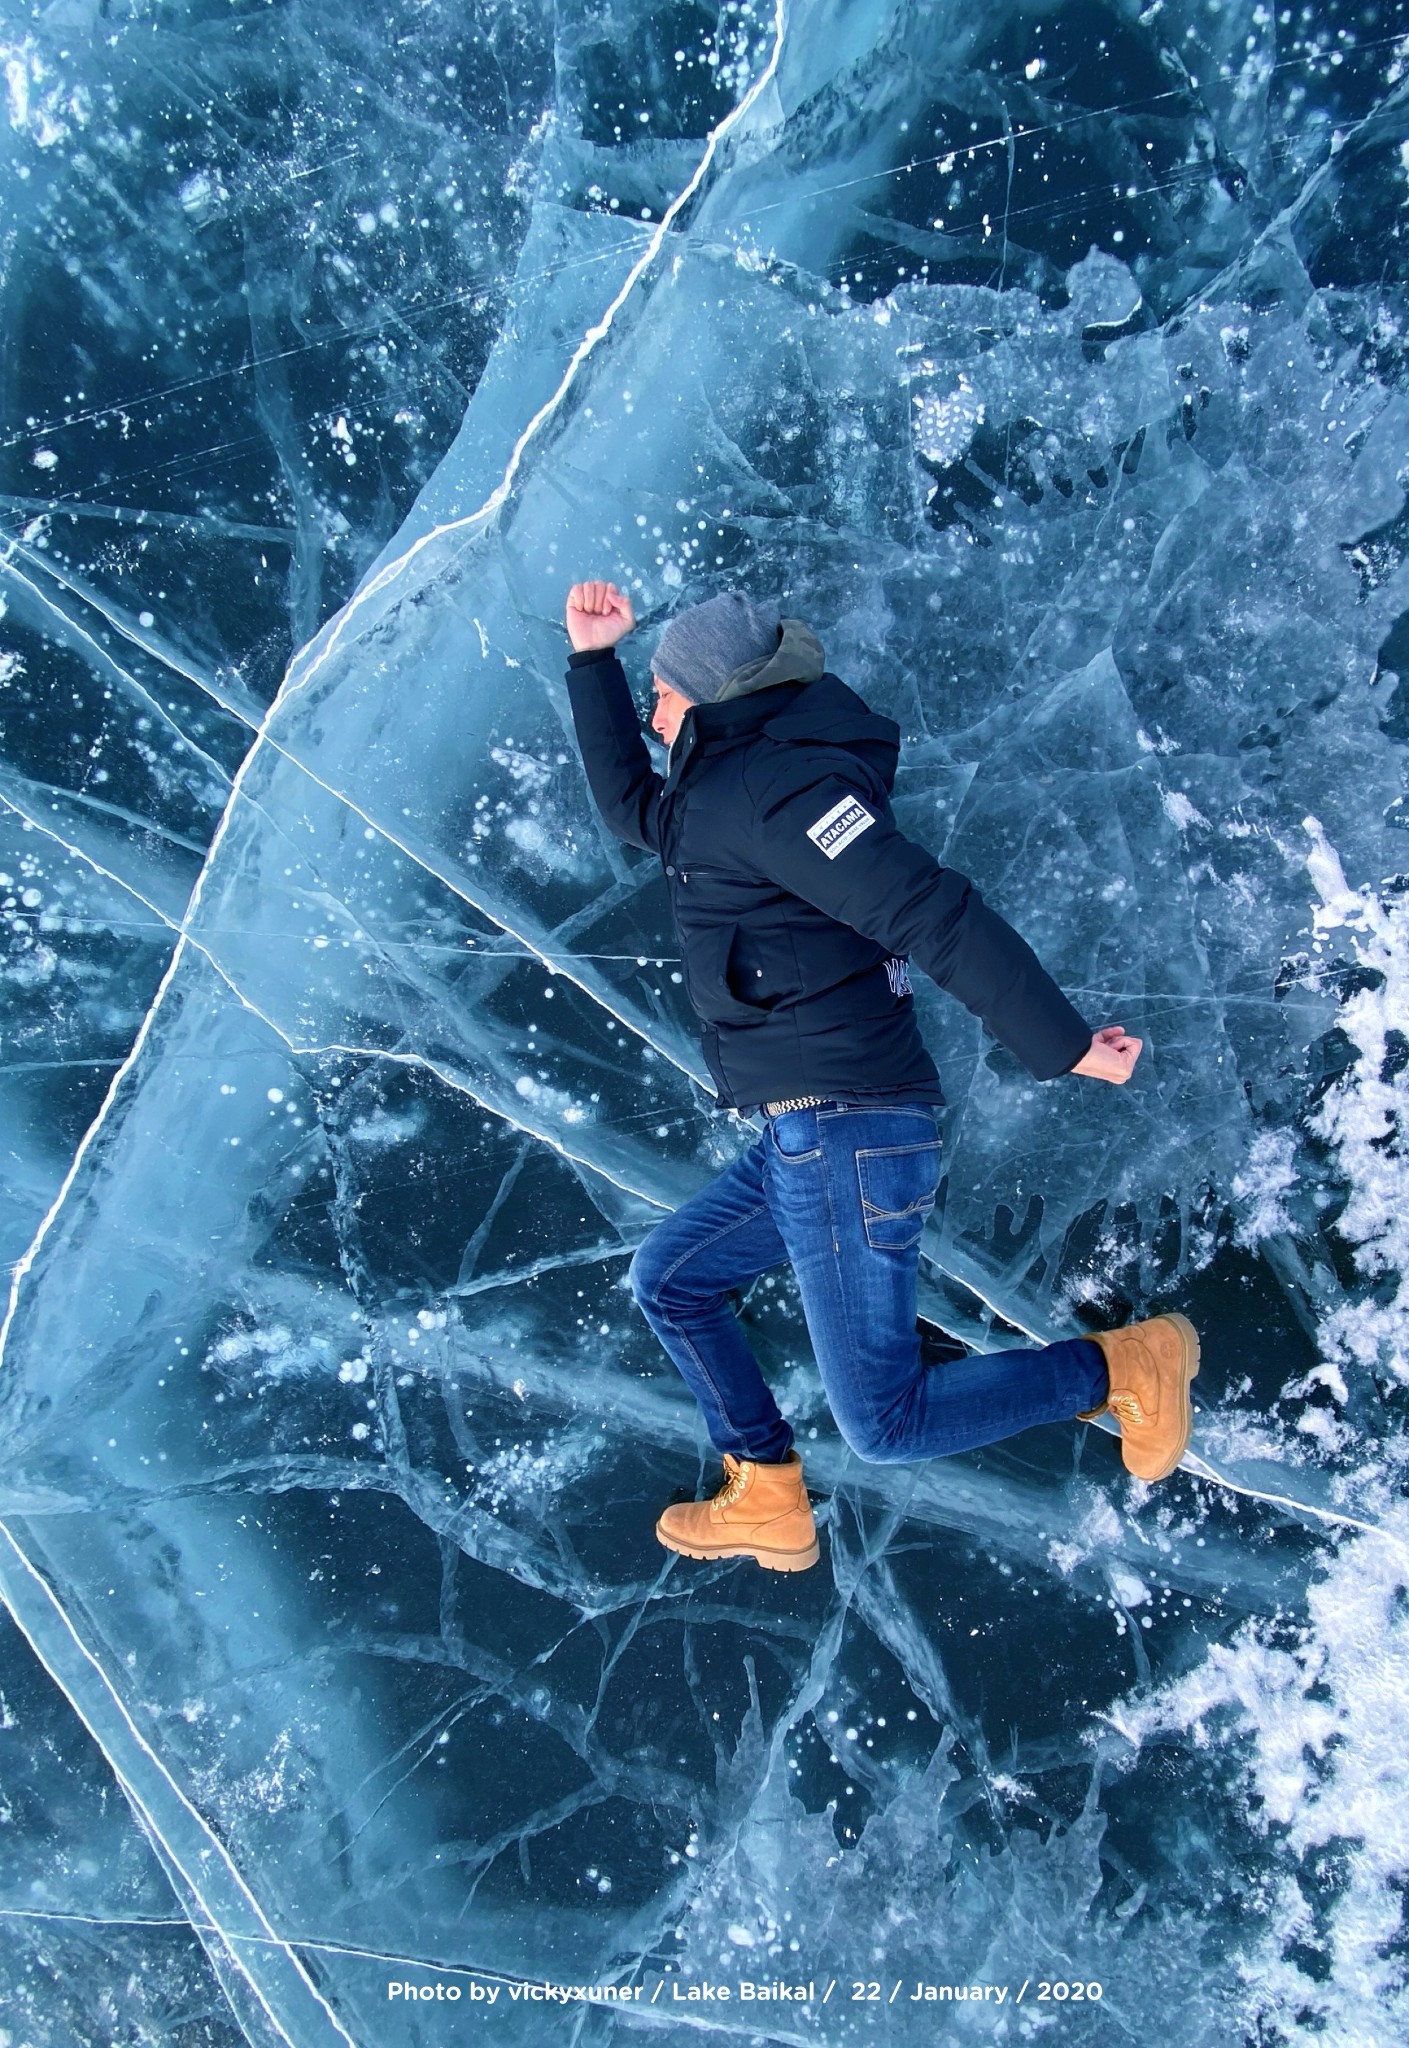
[562,580,1199,1572]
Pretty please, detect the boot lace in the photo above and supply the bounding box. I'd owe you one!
[1107,1391,1148,1426]
[712,1458,748,1514]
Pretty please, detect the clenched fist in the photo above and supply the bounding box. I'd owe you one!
[566,580,636,653]
[1071,1026,1143,1084]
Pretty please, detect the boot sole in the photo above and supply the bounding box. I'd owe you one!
[1128,1312,1200,1483]
[656,1527,820,1572]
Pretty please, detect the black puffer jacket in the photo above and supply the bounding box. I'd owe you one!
[565,645,1090,1113]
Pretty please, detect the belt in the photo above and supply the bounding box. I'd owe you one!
[763,1094,831,1116]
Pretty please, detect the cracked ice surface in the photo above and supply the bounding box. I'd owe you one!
[3,0,1409,2041]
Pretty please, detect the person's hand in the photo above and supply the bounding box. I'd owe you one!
[566,580,635,652]
[1071,1025,1143,1084]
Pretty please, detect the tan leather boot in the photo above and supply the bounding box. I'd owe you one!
[1088,1313,1200,1481]
[656,1451,819,1571]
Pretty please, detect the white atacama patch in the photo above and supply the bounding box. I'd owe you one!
[806,793,875,859]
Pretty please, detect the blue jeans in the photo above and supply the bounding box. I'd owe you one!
[628,1100,1108,1465]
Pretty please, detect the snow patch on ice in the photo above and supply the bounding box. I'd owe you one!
[2,37,88,145]
[1232,1128,1298,1246]
[1120,1513,1409,2041]
[1161,789,1209,833]
[1303,820,1409,1387]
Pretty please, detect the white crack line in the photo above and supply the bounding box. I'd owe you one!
[0,536,261,722]
[0,1521,359,2048]
[10,773,1405,1554]
[1073,1411,1409,1565]
[278,0,789,709]
[958,1276,1409,1559]
[0,13,790,1367]
[0,791,672,1218]
[252,734,698,1080]
[0,1904,798,2037]
[3,26,792,1086]
[0,55,792,2025]
[0,549,233,780]
[1180,1448,1409,1567]
[4,674,705,1081]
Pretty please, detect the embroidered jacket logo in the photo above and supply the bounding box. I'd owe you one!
[806,793,876,859]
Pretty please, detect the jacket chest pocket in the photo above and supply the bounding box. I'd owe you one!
[855,1140,941,1251]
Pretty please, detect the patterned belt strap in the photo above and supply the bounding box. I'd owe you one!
[763,1094,830,1116]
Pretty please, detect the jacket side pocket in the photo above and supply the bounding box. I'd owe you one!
[683,923,775,1025]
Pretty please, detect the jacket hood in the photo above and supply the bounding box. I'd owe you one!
[760,674,901,792]
[681,672,902,795]
[715,617,826,700]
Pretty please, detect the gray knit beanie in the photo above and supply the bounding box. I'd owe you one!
[652,591,824,704]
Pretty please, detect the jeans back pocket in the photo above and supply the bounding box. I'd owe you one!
[855,1140,941,1251]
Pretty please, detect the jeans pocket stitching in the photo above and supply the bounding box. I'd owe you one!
[855,1142,940,1251]
[855,1141,941,1190]
[860,1208,930,1252]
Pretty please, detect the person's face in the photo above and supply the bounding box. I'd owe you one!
[651,675,692,747]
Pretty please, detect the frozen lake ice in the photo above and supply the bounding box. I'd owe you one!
[2,0,1408,2040]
